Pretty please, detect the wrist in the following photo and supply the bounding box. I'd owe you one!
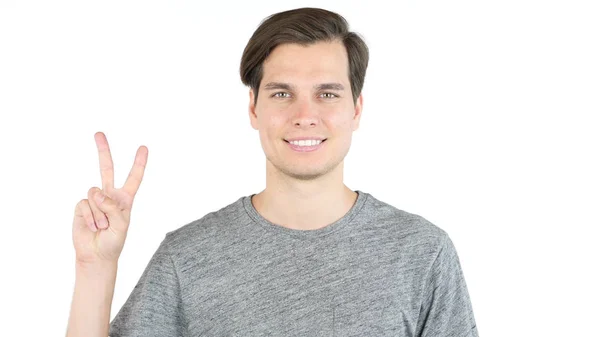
[76,259,118,276]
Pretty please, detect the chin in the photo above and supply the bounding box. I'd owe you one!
[281,161,341,181]
[284,169,327,181]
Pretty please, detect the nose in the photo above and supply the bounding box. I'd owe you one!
[292,97,319,128]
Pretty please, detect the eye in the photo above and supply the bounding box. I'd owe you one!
[320,92,338,99]
[272,92,291,99]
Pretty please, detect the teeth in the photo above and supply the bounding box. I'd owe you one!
[290,139,322,146]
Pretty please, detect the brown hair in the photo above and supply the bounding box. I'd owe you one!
[240,7,369,106]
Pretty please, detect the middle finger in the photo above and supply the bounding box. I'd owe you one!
[95,132,115,192]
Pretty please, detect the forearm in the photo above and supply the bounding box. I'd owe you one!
[66,261,118,337]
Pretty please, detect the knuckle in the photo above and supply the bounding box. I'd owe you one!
[76,199,88,212]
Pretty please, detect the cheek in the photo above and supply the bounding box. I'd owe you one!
[258,114,286,142]
[264,113,286,130]
[267,119,282,136]
[326,111,354,131]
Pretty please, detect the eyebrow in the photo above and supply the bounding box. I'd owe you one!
[263,82,345,91]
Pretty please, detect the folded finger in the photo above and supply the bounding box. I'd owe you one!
[87,187,109,230]
[77,199,98,232]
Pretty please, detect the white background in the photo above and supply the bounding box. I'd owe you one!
[1,0,598,335]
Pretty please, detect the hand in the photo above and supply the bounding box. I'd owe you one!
[72,132,148,266]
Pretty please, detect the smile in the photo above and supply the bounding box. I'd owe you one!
[284,139,327,152]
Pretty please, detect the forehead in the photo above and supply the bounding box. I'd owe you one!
[261,41,349,85]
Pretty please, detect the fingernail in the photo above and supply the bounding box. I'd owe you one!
[90,223,97,232]
[95,191,105,205]
[98,218,108,229]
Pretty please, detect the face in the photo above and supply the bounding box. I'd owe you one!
[249,40,363,181]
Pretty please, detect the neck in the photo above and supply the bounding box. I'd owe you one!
[251,160,358,230]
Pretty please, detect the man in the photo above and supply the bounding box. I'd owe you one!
[66,7,478,337]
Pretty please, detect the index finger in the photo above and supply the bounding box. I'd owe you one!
[94,131,114,191]
[122,145,149,197]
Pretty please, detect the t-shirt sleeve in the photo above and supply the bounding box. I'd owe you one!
[415,233,479,337]
[109,236,186,337]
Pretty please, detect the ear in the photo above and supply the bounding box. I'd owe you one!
[352,93,363,131]
[249,89,259,130]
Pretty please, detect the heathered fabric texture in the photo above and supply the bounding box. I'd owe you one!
[109,190,478,336]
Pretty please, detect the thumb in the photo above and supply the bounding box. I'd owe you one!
[94,190,125,228]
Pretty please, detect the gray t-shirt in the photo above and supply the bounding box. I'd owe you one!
[109,190,478,336]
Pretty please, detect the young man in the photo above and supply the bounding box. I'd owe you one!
[67,7,478,337]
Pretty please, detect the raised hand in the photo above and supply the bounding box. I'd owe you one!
[72,132,148,266]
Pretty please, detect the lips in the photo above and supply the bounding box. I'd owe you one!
[284,139,326,152]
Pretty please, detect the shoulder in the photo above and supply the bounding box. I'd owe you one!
[158,195,250,255]
[361,192,450,255]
